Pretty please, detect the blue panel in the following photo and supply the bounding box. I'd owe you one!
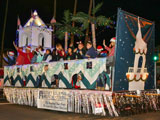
[113,8,155,91]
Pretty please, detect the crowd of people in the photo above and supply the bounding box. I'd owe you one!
[3,37,116,66]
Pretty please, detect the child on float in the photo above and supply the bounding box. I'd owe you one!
[3,51,16,66]
[36,46,44,63]
[73,41,86,59]
[42,49,52,62]
[50,49,59,61]
[65,47,75,60]
[55,43,66,60]
[85,41,97,58]
[97,45,108,57]
[31,50,38,64]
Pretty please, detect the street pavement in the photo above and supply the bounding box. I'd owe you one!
[0,101,160,120]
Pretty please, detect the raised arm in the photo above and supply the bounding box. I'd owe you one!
[103,39,110,51]
[13,41,18,50]
[3,53,9,63]
[103,39,106,48]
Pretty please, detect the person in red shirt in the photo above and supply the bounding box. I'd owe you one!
[21,46,33,64]
[16,47,25,65]
[13,42,33,65]
[55,43,66,60]
[13,42,25,65]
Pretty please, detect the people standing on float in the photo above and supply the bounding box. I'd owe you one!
[13,42,25,65]
[3,51,16,66]
[13,42,33,64]
[103,37,116,57]
[85,41,97,58]
[23,46,34,64]
[65,47,75,60]
[36,46,44,63]
[73,42,86,59]
[55,43,66,60]
[42,49,52,62]
[31,50,38,64]
[103,37,116,74]
[97,45,108,57]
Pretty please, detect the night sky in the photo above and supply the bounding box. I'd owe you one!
[0,0,160,51]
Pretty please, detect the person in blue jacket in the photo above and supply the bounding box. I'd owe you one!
[85,41,97,58]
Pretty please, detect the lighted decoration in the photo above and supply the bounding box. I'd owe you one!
[18,10,53,49]
[126,17,149,90]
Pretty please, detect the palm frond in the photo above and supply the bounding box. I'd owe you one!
[56,30,65,40]
[55,26,66,40]
[96,16,113,27]
[52,22,62,26]
[72,12,90,30]
[63,10,72,24]
[92,2,103,15]
[72,12,88,22]
[70,27,84,36]
[76,12,89,18]
[82,20,90,30]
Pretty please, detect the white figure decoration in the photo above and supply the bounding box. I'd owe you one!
[126,17,149,90]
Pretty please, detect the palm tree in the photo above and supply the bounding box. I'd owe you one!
[72,2,113,49]
[70,0,78,45]
[53,0,57,19]
[85,0,93,46]
[50,0,57,48]
[52,10,83,51]
[0,0,9,67]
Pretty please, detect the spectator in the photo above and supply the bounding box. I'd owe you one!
[43,49,52,62]
[56,43,66,60]
[103,37,116,57]
[65,47,75,60]
[3,51,16,66]
[85,41,97,58]
[73,42,86,59]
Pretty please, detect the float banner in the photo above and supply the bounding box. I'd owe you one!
[37,89,68,112]
[114,8,155,91]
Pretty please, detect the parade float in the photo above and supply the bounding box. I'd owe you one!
[3,9,160,117]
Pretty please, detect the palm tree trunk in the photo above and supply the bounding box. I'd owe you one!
[52,0,56,48]
[54,0,56,19]
[85,0,93,46]
[0,0,8,67]
[70,0,77,45]
[91,23,96,49]
[65,32,68,52]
